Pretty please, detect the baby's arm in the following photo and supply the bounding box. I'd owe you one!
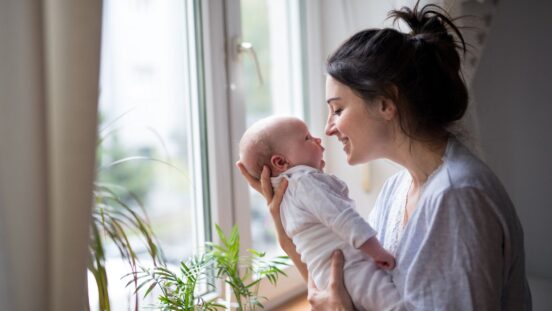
[296,173,396,270]
[359,237,395,270]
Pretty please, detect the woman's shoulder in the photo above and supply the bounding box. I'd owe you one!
[431,138,504,194]
[420,138,515,216]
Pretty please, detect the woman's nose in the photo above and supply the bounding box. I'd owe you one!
[325,116,336,136]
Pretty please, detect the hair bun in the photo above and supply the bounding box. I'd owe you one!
[389,2,466,54]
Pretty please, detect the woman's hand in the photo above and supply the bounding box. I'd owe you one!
[308,250,354,311]
[236,162,309,280]
[235,163,291,250]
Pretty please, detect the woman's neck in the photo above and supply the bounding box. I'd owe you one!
[389,135,448,189]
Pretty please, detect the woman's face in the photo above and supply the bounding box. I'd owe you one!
[324,76,393,165]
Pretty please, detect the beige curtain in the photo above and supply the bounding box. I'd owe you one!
[442,0,500,153]
[0,0,102,310]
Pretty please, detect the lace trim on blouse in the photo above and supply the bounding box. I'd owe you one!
[383,174,411,255]
[382,153,447,255]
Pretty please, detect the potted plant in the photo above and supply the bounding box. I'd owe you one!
[129,224,289,310]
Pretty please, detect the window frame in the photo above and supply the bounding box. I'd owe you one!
[201,0,326,307]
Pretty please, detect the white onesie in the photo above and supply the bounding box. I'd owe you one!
[272,166,401,311]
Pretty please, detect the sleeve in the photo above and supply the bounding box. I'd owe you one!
[295,173,376,248]
[398,187,504,310]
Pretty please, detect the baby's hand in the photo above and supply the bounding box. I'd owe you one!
[374,251,396,270]
[359,237,396,270]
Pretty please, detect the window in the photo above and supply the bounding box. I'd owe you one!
[239,0,307,259]
[90,0,209,309]
[221,0,316,305]
[90,0,321,308]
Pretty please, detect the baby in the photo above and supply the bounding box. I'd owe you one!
[239,116,397,311]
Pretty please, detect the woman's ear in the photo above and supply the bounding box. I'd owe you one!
[270,154,289,172]
[378,97,397,121]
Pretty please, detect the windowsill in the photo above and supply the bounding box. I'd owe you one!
[272,291,309,311]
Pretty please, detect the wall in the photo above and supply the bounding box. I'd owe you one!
[472,0,552,307]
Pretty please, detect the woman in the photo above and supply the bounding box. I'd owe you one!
[238,3,531,310]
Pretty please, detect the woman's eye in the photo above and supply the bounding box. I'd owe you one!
[333,108,343,116]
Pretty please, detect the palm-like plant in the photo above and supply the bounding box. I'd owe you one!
[130,225,289,310]
[208,225,288,310]
[129,255,224,311]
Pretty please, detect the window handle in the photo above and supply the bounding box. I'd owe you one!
[238,41,264,86]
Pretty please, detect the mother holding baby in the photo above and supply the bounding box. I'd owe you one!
[238,2,531,310]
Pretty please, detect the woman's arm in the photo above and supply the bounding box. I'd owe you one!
[236,163,308,280]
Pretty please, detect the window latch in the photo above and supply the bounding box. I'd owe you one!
[237,41,264,86]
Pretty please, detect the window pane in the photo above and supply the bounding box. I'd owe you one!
[240,0,306,259]
[90,0,206,309]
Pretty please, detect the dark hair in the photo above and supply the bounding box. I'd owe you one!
[327,2,468,141]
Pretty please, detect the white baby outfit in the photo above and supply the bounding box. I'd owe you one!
[271,166,401,311]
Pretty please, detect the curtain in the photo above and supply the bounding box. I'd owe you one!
[0,0,102,310]
[442,0,500,154]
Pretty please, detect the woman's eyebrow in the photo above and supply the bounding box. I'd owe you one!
[326,97,341,104]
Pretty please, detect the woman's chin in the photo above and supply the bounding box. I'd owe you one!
[347,153,371,166]
[346,154,357,165]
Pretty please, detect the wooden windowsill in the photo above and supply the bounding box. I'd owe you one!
[274,292,309,310]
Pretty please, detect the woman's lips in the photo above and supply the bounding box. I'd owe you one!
[340,137,349,153]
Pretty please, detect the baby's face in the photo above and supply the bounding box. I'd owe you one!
[280,120,325,171]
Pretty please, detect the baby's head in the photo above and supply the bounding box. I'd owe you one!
[239,116,325,178]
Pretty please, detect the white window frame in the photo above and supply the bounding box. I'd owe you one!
[201,0,326,307]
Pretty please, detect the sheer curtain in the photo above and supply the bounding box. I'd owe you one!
[445,0,500,153]
[0,0,102,310]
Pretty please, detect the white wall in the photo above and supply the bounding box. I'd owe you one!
[474,0,552,278]
[472,0,552,308]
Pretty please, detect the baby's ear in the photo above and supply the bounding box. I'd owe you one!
[270,154,289,172]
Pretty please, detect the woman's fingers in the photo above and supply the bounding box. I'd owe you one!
[236,161,262,193]
[307,274,322,310]
[270,178,288,215]
[268,178,290,250]
[260,166,274,204]
[308,274,318,291]
[328,250,345,290]
[237,162,295,261]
